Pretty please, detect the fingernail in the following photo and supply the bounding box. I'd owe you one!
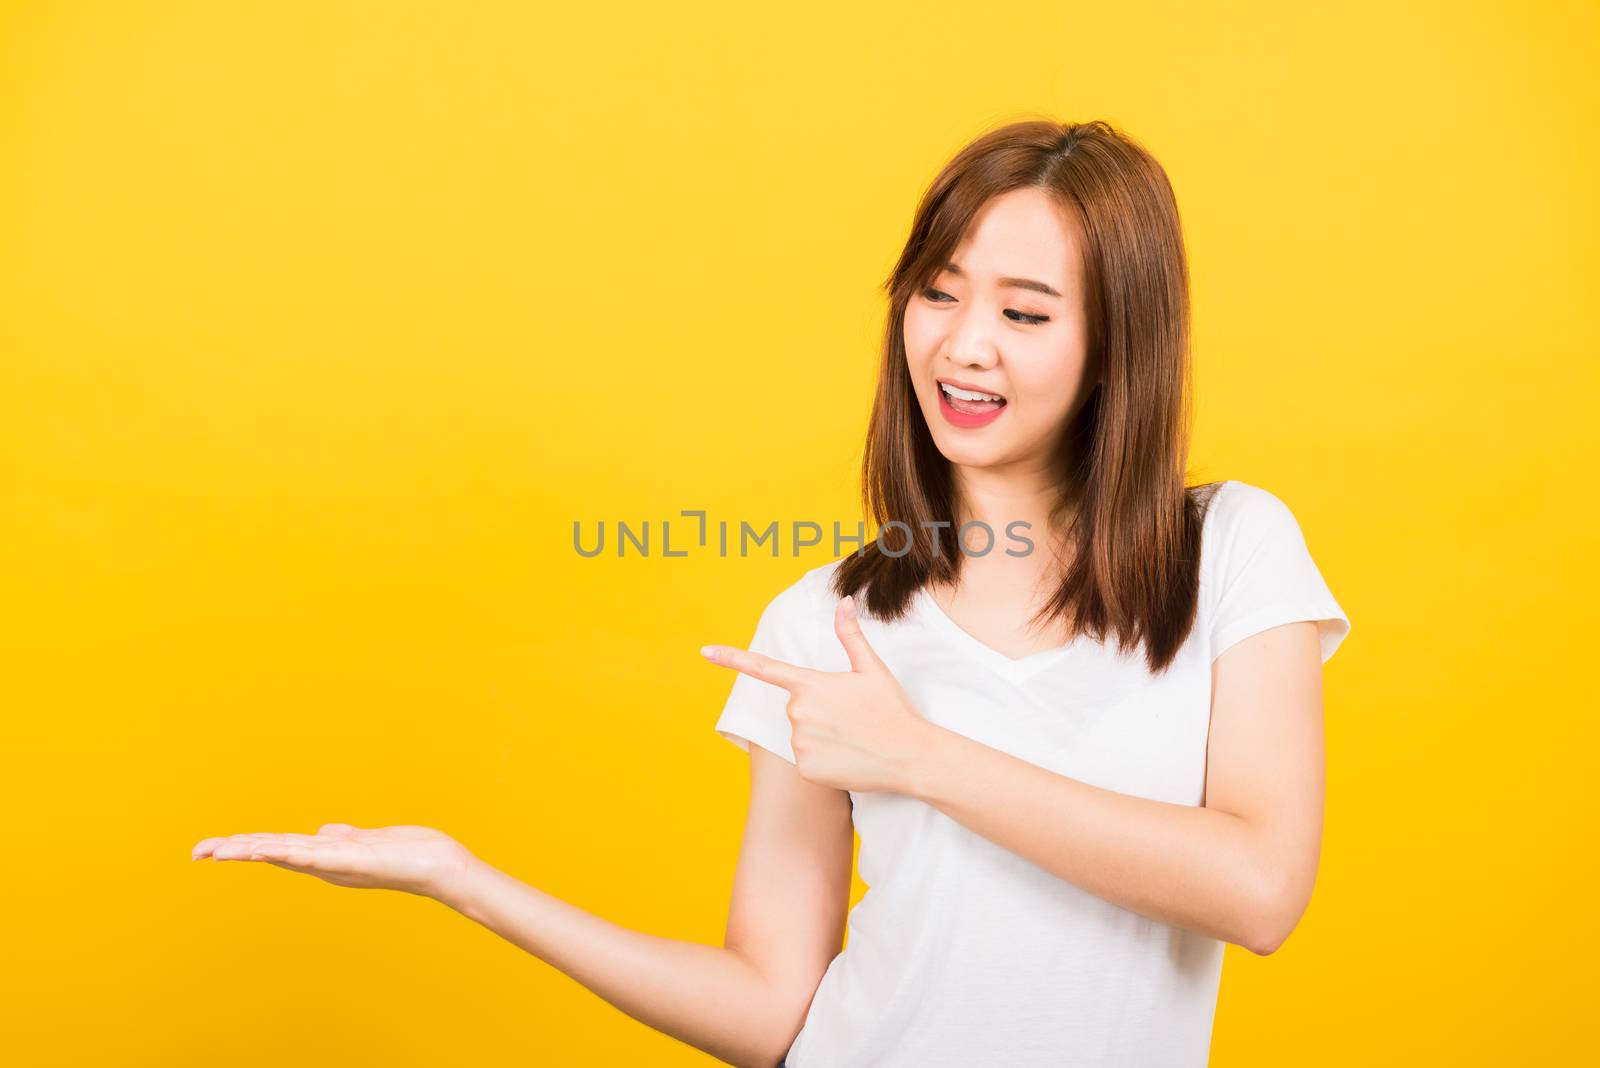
[700,645,721,662]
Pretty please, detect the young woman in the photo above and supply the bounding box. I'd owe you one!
[192,119,1350,1068]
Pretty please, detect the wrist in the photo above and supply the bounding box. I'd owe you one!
[430,852,494,910]
[900,721,954,800]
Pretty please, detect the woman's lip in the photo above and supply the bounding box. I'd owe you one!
[937,382,1008,428]
[937,377,1007,400]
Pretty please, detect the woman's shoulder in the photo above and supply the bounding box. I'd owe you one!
[785,558,847,622]
[752,558,844,624]
[802,557,848,595]
[1195,478,1299,531]
[1195,478,1323,583]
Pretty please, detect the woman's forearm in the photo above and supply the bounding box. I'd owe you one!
[432,856,798,1068]
[903,725,1286,953]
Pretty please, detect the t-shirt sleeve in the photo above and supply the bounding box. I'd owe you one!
[1206,483,1352,665]
[713,574,823,765]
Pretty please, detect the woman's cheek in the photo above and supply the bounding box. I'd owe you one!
[902,310,939,359]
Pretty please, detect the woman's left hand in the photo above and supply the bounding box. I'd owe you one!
[701,594,935,794]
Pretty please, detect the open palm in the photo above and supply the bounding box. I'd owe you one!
[191,823,475,899]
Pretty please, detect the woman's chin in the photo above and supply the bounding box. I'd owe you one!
[936,443,1012,469]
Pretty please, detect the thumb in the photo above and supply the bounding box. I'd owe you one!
[834,595,886,674]
[318,823,360,836]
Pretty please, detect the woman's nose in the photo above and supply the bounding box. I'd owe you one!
[949,342,1000,370]
[945,313,1001,368]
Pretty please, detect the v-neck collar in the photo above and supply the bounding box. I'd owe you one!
[915,586,1087,683]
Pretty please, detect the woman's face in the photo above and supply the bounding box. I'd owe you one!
[903,186,1093,481]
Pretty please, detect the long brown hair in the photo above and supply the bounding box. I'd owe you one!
[831,118,1221,676]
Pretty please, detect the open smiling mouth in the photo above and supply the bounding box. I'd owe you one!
[939,381,1007,411]
[937,380,1008,427]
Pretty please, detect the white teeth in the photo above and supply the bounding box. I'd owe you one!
[941,382,1004,402]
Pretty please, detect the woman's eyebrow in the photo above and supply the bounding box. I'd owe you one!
[941,260,1063,299]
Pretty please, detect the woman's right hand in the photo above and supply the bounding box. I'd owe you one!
[191,823,478,900]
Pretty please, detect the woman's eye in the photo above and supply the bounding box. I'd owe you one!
[928,287,1049,326]
[921,287,1049,325]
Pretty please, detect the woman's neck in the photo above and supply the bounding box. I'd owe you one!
[950,462,1076,564]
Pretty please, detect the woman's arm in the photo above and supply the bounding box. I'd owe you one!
[195,751,850,1067]
[434,861,797,1067]
[898,620,1328,955]
[434,741,852,1067]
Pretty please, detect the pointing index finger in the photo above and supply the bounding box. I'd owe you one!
[701,645,813,691]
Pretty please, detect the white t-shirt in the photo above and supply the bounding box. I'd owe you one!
[714,479,1351,1068]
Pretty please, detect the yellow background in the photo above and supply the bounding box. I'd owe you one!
[4,1,1595,1063]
